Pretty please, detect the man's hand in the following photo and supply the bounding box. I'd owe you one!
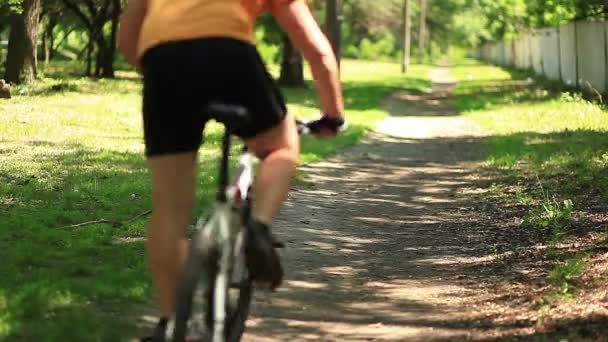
[273,1,345,121]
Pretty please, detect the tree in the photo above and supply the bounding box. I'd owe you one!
[61,0,122,77]
[527,0,607,27]
[39,0,68,63]
[402,0,412,72]
[417,0,426,63]
[4,0,41,84]
[325,0,342,66]
[278,34,304,86]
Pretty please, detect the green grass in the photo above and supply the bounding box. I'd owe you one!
[548,254,588,300]
[452,59,608,202]
[0,59,431,340]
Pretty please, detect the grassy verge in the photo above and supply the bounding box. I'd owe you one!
[451,60,608,304]
[0,59,432,340]
[452,61,608,200]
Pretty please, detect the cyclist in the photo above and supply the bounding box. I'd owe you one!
[119,0,345,339]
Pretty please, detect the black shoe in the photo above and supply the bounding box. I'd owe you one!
[141,317,206,342]
[140,317,169,342]
[245,220,284,289]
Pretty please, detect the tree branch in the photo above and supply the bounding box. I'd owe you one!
[61,0,93,30]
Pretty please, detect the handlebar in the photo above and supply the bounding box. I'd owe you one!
[206,102,347,137]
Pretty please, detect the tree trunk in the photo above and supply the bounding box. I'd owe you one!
[86,34,94,76]
[45,17,57,63]
[4,0,41,84]
[95,44,103,77]
[402,0,412,73]
[278,34,304,87]
[325,0,342,67]
[418,0,427,64]
[42,24,48,64]
[100,0,120,78]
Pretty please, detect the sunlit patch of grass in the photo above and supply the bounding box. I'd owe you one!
[452,60,608,202]
[545,254,588,302]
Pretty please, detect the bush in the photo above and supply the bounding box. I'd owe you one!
[255,25,280,64]
[357,34,398,61]
[344,45,360,59]
[257,42,280,65]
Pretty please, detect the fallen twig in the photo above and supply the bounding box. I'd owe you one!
[125,209,153,223]
[57,209,152,229]
[59,219,122,229]
[585,81,603,104]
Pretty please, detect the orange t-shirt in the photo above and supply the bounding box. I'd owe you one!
[138,0,295,58]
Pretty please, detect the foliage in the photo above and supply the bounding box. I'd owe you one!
[447,0,607,47]
[4,0,606,74]
[351,35,398,61]
[0,0,22,13]
[527,0,607,27]
[255,18,281,64]
[523,197,575,232]
[549,254,587,299]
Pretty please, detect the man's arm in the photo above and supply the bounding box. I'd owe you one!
[272,0,344,119]
[118,0,148,67]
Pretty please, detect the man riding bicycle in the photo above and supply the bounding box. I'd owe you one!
[118,0,345,339]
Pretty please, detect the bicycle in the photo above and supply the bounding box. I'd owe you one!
[171,103,345,342]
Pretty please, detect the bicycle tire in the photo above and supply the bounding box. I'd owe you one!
[224,198,256,341]
[224,271,253,341]
[181,260,252,342]
[220,203,254,342]
[173,235,217,341]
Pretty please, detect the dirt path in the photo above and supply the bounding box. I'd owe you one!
[243,67,495,341]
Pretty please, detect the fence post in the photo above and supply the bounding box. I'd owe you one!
[605,20,608,95]
[541,29,548,77]
[574,21,579,88]
[557,27,562,83]
[529,33,533,71]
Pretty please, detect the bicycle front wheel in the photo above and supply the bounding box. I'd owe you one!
[223,279,253,341]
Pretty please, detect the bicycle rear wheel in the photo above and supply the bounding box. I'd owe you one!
[173,235,216,341]
[223,200,255,341]
[174,237,253,341]
[223,271,253,341]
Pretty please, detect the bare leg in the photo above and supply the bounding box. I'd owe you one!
[243,114,300,224]
[146,113,298,316]
[146,152,197,318]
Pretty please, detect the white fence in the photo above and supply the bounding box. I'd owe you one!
[474,20,608,94]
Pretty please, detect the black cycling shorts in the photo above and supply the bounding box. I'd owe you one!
[141,38,288,156]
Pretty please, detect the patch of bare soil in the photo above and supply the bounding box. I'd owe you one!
[460,184,608,342]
